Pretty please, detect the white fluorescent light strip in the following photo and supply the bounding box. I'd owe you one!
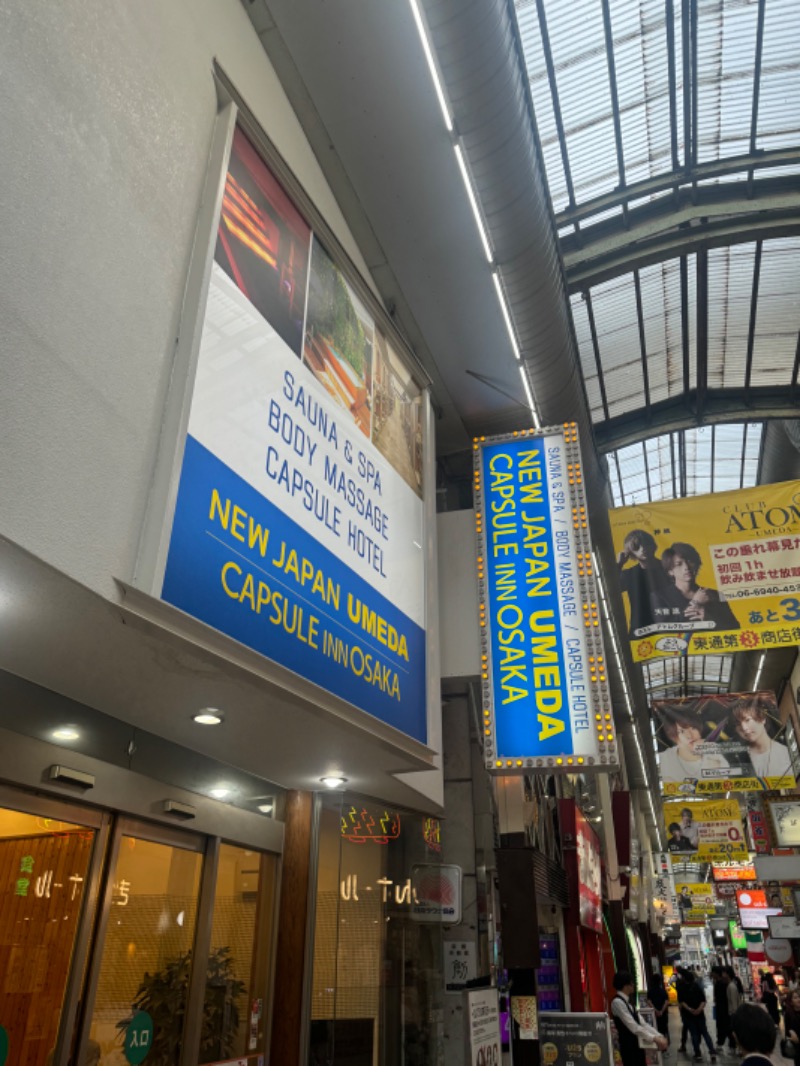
[518,367,541,429]
[754,652,766,689]
[492,272,522,362]
[454,144,494,263]
[408,0,453,132]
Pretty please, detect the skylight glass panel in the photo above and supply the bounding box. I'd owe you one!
[639,259,689,406]
[570,292,607,420]
[611,0,676,184]
[590,273,646,417]
[756,2,800,152]
[750,237,800,387]
[516,0,572,211]
[606,423,763,508]
[696,0,757,162]
[707,243,758,389]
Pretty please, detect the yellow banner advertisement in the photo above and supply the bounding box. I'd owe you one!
[675,882,716,920]
[664,799,747,861]
[609,480,800,661]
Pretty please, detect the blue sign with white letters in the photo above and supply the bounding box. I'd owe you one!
[475,431,613,770]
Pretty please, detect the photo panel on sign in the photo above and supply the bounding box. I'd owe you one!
[653,692,795,796]
[303,236,375,440]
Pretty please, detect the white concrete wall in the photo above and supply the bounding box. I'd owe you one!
[0,0,375,600]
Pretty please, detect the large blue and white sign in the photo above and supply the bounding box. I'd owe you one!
[160,129,427,743]
[474,429,615,771]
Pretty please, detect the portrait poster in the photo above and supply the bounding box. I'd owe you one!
[653,692,795,795]
[674,882,716,922]
[609,481,800,662]
[663,799,747,861]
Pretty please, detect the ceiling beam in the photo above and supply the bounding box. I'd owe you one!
[554,147,800,228]
[563,178,800,291]
[593,386,800,452]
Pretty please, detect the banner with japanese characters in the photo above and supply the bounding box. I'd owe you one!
[653,692,795,795]
[664,799,748,861]
[609,480,800,662]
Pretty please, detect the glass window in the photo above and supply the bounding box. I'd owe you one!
[87,835,202,1065]
[309,796,444,1066]
[199,843,278,1065]
[0,807,97,1066]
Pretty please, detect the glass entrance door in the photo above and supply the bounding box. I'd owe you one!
[81,821,205,1066]
[0,794,103,1066]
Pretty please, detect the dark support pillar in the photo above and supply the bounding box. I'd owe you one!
[270,790,314,1066]
[509,968,540,1066]
[606,899,629,976]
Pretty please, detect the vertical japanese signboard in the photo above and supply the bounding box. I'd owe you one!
[156,126,429,742]
[474,426,615,771]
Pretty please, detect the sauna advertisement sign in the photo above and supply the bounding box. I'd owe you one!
[474,428,615,771]
[161,127,427,742]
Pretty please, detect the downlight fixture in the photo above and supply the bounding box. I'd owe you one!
[320,775,348,789]
[192,708,224,725]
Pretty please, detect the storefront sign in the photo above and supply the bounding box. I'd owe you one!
[474,428,614,771]
[767,798,800,847]
[577,808,603,934]
[159,128,428,742]
[736,889,782,929]
[747,802,772,853]
[755,855,800,881]
[539,1013,613,1066]
[124,1011,154,1065]
[466,988,502,1065]
[652,853,678,921]
[729,921,747,949]
[609,480,800,662]
[444,941,477,993]
[664,799,747,860]
[768,914,800,939]
[712,863,757,882]
[654,693,795,795]
[411,863,461,924]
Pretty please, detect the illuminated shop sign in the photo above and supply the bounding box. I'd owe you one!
[712,863,757,882]
[158,127,428,743]
[340,805,401,844]
[474,426,615,771]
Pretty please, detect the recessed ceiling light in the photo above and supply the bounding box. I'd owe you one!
[192,709,224,725]
[209,787,231,800]
[52,726,80,741]
[320,775,348,789]
[258,803,274,815]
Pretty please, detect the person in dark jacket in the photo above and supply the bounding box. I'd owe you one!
[762,971,781,1026]
[711,967,730,1051]
[647,973,671,1045]
[678,968,717,1062]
